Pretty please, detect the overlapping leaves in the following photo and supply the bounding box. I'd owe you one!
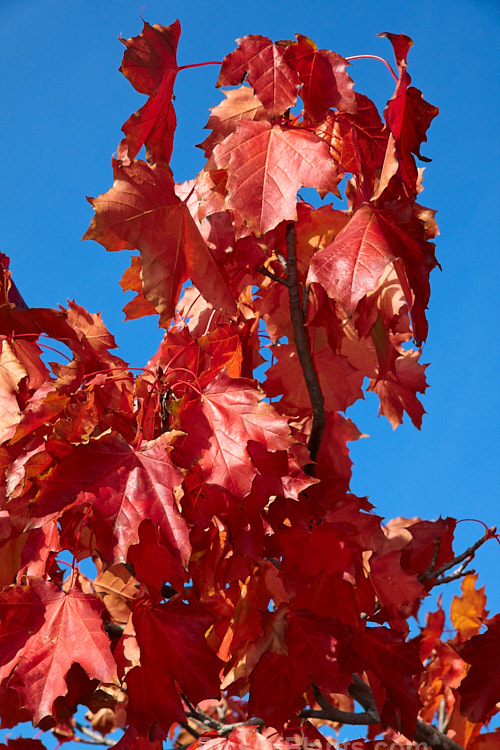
[1,17,497,750]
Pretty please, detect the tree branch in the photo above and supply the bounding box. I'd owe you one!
[414,720,465,750]
[257,265,288,286]
[285,222,325,465]
[419,527,496,585]
[179,721,201,739]
[299,678,466,750]
[181,694,264,737]
[73,723,118,746]
[432,568,476,586]
[300,682,379,725]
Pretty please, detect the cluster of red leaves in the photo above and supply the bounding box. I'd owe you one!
[0,19,498,750]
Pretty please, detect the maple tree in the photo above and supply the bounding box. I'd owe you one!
[0,17,499,750]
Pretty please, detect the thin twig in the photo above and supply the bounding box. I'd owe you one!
[73,723,118,747]
[181,694,264,737]
[257,266,288,286]
[285,222,325,466]
[438,696,449,734]
[179,721,201,739]
[216,719,265,737]
[300,679,378,724]
[299,706,378,725]
[432,568,476,586]
[419,528,495,584]
[429,537,441,574]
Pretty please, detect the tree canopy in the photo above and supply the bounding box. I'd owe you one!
[0,18,498,750]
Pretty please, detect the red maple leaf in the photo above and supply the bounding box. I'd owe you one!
[316,93,387,191]
[248,651,307,728]
[314,411,364,490]
[217,35,299,117]
[373,33,438,199]
[119,20,181,163]
[286,609,352,694]
[0,340,28,443]
[377,32,414,67]
[0,585,45,678]
[368,549,427,622]
[284,34,356,121]
[0,254,28,311]
[125,663,184,738]
[308,204,396,311]
[198,726,277,750]
[276,523,359,588]
[130,598,223,732]
[0,740,47,750]
[175,371,294,499]
[127,520,187,599]
[119,256,157,321]
[374,204,438,346]
[349,627,423,739]
[198,87,268,157]
[368,348,428,428]
[33,432,188,564]
[400,517,456,579]
[456,614,500,723]
[418,604,445,661]
[7,578,117,725]
[212,120,339,236]
[83,159,236,324]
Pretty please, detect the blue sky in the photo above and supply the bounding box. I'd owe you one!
[0,0,499,716]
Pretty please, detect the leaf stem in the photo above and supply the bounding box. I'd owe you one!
[70,505,92,588]
[38,342,73,362]
[178,61,222,71]
[165,340,197,372]
[345,54,398,82]
[285,222,325,466]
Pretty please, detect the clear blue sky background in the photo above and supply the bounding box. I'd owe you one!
[0,0,499,740]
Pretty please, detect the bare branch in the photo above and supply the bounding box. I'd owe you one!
[419,528,495,585]
[299,678,378,726]
[179,721,201,739]
[414,719,465,750]
[301,678,466,750]
[301,282,310,319]
[73,723,118,747]
[429,537,441,574]
[181,694,264,737]
[285,222,325,466]
[438,696,450,734]
[257,265,288,286]
[216,719,265,737]
[347,673,377,711]
[432,568,476,586]
[299,705,378,726]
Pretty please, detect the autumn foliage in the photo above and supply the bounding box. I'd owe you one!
[0,18,498,750]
